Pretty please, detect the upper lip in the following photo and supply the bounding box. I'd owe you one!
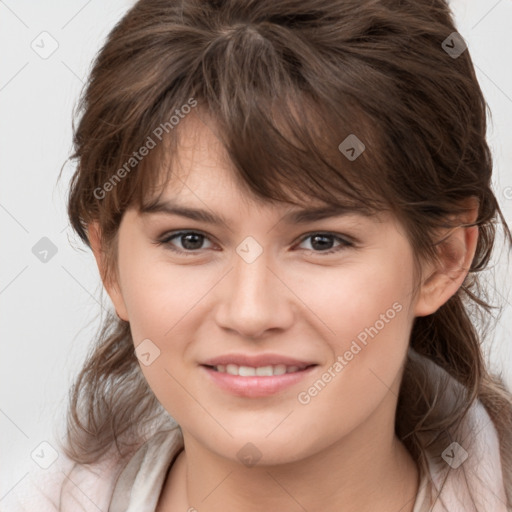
[201,354,317,369]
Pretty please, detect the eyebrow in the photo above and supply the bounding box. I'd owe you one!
[140,198,369,226]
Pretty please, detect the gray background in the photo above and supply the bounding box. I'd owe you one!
[1,0,511,500]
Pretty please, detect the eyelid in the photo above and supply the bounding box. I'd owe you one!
[295,231,354,245]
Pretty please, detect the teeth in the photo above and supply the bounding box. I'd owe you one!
[273,364,287,375]
[213,363,305,376]
[239,366,256,377]
[226,364,239,375]
[256,366,273,376]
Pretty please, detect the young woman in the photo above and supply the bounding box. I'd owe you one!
[5,0,511,510]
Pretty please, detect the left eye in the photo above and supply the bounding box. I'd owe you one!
[156,231,352,255]
[297,233,353,254]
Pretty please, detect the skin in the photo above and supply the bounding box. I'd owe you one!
[89,113,479,512]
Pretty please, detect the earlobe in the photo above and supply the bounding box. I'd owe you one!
[87,221,129,322]
[413,223,479,318]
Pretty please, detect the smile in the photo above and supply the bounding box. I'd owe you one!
[208,363,312,376]
[201,363,318,397]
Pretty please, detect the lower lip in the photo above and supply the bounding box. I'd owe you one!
[201,365,318,397]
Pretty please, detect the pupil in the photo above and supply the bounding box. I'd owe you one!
[182,233,203,250]
[312,235,333,250]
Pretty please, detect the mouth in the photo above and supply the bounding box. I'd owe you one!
[200,360,319,398]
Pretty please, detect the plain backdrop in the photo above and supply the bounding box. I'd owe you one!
[1,0,511,501]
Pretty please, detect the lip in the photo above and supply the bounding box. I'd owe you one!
[200,358,318,398]
[201,353,317,368]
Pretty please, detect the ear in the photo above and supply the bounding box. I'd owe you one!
[88,221,129,321]
[413,198,479,317]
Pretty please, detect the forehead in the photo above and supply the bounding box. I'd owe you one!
[142,150,381,226]
[134,105,390,228]
[142,111,246,197]
[139,165,392,229]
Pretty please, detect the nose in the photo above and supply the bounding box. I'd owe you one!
[214,249,295,339]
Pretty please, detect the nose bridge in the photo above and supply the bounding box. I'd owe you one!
[233,247,270,302]
[215,242,292,338]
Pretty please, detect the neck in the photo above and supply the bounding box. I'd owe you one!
[159,395,420,512]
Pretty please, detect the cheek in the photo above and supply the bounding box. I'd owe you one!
[117,256,225,420]
[294,257,411,340]
[119,250,216,342]
[292,256,414,395]
[286,266,414,446]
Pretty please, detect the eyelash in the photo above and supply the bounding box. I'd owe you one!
[154,230,354,256]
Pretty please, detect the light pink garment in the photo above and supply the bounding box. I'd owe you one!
[2,351,508,511]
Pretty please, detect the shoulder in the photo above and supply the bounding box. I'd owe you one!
[109,427,184,512]
[1,427,184,512]
[411,350,508,511]
[1,450,122,512]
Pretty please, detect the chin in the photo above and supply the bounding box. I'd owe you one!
[201,430,318,468]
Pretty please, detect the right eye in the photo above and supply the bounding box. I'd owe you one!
[155,230,215,255]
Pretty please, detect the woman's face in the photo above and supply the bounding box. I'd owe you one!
[104,116,427,465]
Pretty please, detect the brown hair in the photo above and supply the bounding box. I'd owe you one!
[60,0,512,508]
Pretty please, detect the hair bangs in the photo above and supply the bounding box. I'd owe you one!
[132,93,393,218]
